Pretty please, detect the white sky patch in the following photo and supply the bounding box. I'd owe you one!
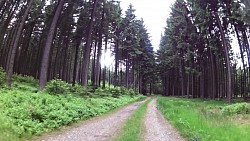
[101,47,114,68]
[120,0,175,50]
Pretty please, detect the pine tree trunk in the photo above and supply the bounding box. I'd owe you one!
[91,39,98,86]
[108,65,111,88]
[235,25,247,98]
[209,47,216,99]
[95,9,104,87]
[39,0,65,90]
[114,35,119,87]
[102,37,108,89]
[72,40,81,85]
[0,3,18,53]
[215,13,232,103]
[126,56,130,89]
[81,0,99,87]
[200,60,205,99]
[6,0,33,86]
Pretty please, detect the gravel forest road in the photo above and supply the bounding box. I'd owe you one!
[34,97,185,141]
[144,98,185,141]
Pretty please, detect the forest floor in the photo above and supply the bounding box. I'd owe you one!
[32,97,184,141]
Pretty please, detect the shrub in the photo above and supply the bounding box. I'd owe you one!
[13,73,37,84]
[94,87,110,97]
[110,87,122,98]
[120,86,127,94]
[45,79,71,95]
[222,102,250,115]
[127,89,136,97]
[68,83,84,95]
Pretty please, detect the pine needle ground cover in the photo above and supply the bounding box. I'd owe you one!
[157,97,250,141]
[0,75,145,141]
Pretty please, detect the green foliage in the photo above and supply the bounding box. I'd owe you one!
[0,67,6,87]
[110,87,122,98]
[94,87,111,97]
[157,97,250,141]
[45,79,113,97]
[109,87,139,98]
[44,79,142,98]
[222,103,250,115]
[12,74,37,85]
[45,79,71,95]
[127,89,136,97]
[120,86,127,95]
[0,114,22,141]
[0,78,145,140]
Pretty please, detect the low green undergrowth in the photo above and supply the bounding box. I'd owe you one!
[222,102,250,115]
[113,98,152,141]
[45,79,139,98]
[0,88,144,140]
[0,114,20,141]
[0,73,145,141]
[157,97,250,141]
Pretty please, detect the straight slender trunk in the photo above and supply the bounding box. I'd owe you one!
[1,27,12,68]
[209,47,216,99]
[39,0,65,90]
[62,35,70,81]
[180,56,185,96]
[81,0,99,87]
[120,68,123,86]
[200,60,205,99]
[109,65,111,88]
[6,0,33,86]
[215,13,232,103]
[235,26,247,98]
[72,40,81,85]
[139,72,143,94]
[126,56,130,89]
[91,39,98,86]
[114,36,119,87]
[102,38,108,89]
[95,9,104,87]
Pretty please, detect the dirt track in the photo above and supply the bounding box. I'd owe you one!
[34,97,185,141]
[144,98,185,141]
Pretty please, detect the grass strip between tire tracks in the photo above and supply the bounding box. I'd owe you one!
[113,97,153,141]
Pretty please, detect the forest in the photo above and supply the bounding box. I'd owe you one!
[158,0,250,103]
[0,0,155,94]
[0,0,250,140]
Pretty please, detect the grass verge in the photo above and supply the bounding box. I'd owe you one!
[157,96,250,141]
[113,97,152,141]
